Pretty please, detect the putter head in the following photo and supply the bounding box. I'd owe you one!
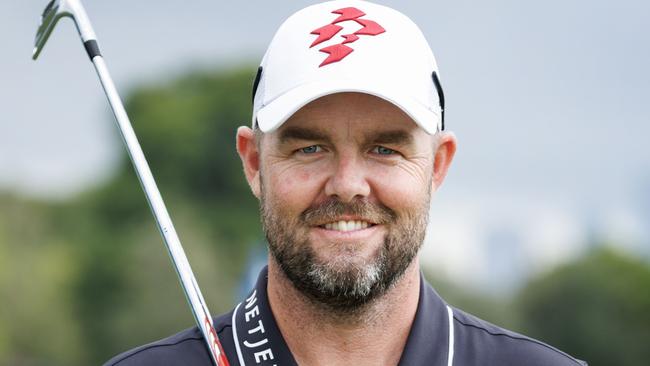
[33,0,73,60]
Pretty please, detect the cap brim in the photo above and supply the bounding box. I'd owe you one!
[256,79,441,134]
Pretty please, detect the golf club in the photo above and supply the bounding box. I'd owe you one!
[33,1,229,365]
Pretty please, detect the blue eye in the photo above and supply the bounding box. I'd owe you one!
[300,145,322,154]
[373,146,396,155]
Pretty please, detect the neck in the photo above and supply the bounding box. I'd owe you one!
[267,257,421,366]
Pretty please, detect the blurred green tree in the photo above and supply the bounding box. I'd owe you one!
[516,247,650,366]
[71,67,261,363]
[0,65,264,365]
[60,65,263,364]
[0,194,86,365]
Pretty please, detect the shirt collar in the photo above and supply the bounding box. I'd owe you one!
[231,266,450,366]
[231,266,297,366]
[398,271,451,366]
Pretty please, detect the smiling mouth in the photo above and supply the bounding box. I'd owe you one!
[318,220,377,232]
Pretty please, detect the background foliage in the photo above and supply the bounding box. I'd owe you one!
[1,66,648,365]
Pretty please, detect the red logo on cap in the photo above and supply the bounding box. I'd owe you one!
[310,7,386,67]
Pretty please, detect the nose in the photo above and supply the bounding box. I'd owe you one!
[324,153,371,202]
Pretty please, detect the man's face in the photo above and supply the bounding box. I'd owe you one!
[255,93,438,311]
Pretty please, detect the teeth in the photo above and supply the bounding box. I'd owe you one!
[324,220,370,232]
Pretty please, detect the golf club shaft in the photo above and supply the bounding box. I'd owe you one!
[33,2,230,363]
[91,56,228,366]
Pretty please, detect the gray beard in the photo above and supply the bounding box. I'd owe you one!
[260,188,430,313]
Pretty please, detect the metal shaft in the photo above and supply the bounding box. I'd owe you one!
[32,0,230,364]
[92,55,229,366]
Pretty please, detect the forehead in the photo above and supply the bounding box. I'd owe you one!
[268,92,423,142]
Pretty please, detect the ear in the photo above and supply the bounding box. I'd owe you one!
[236,126,262,199]
[432,132,457,191]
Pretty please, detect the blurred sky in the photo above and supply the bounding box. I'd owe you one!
[2,0,649,292]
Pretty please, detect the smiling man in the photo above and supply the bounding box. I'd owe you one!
[105,1,587,365]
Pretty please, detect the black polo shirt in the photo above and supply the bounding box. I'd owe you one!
[104,267,587,366]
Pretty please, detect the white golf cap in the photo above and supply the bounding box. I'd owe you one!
[252,0,445,134]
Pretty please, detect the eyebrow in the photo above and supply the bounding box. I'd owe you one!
[367,130,414,146]
[277,126,414,147]
[278,126,332,145]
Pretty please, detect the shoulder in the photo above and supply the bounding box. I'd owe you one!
[450,307,587,366]
[103,311,235,366]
